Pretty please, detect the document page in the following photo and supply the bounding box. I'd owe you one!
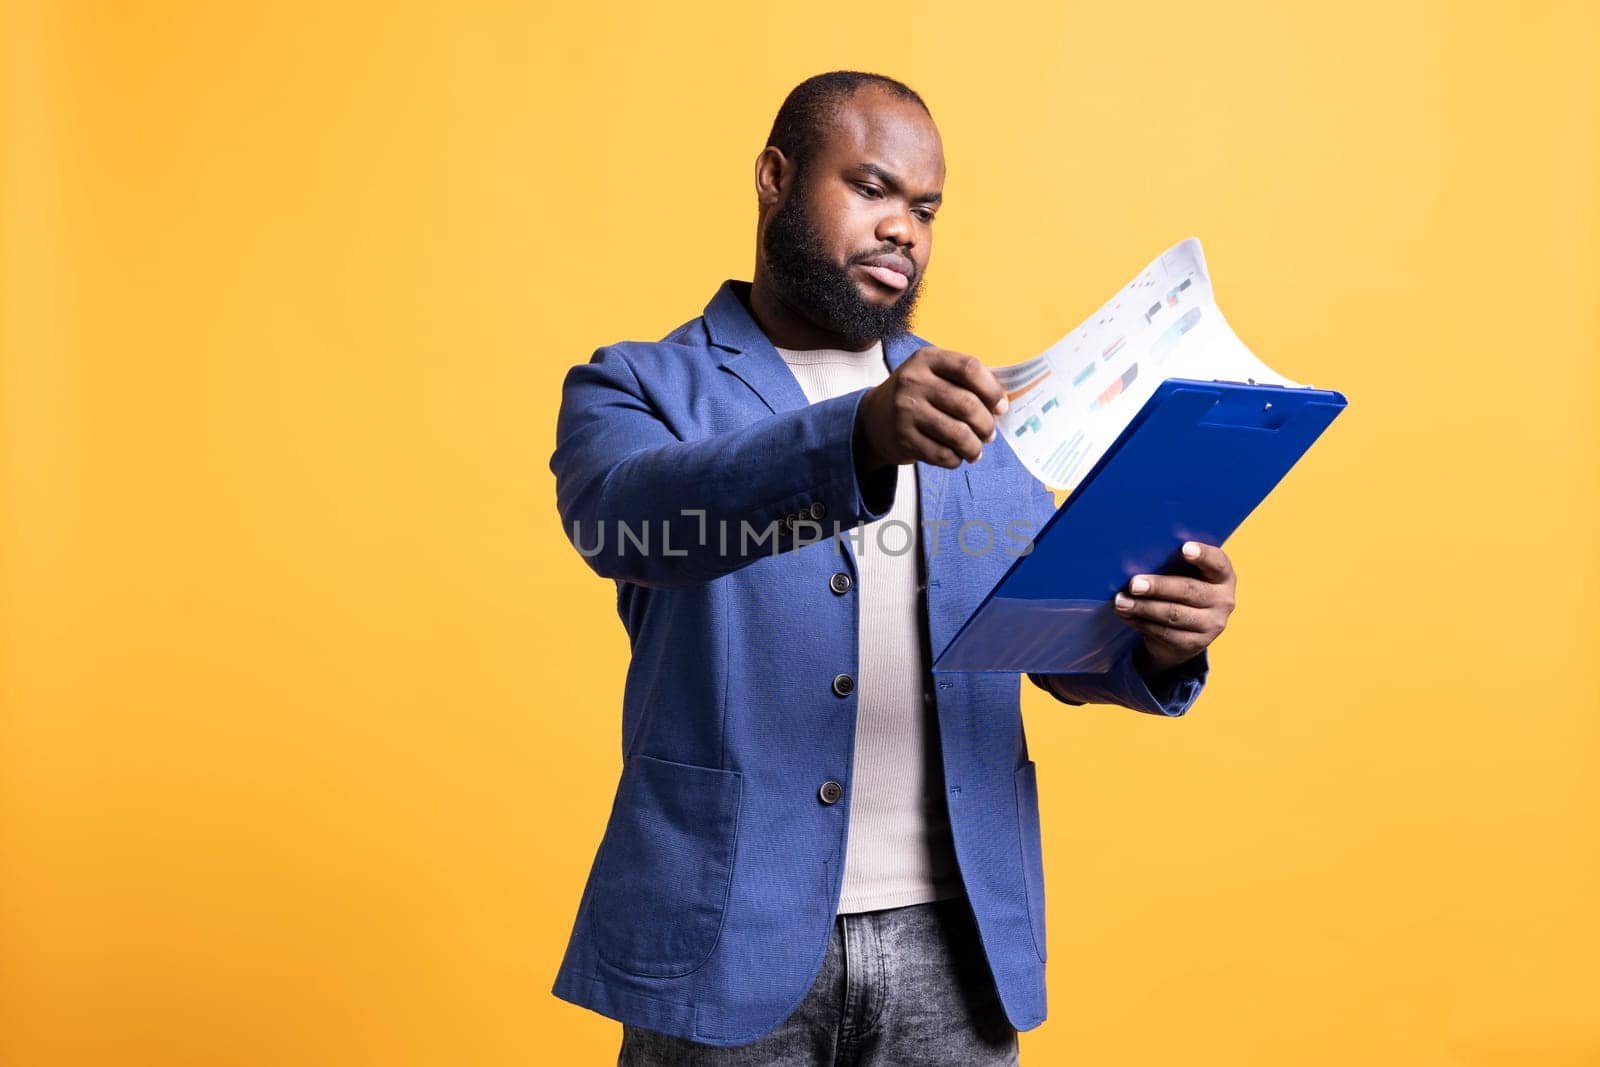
[992,238,1299,493]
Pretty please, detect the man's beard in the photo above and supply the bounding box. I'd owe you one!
[761,184,924,348]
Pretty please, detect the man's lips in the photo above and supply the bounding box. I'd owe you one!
[855,253,913,292]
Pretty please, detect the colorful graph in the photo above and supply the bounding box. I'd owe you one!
[1090,362,1140,411]
[1002,368,1052,403]
[1150,307,1202,363]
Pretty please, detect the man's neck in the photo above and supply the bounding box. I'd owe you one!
[746,271,878,353]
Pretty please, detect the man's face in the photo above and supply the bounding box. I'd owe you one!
[761,87,945,347]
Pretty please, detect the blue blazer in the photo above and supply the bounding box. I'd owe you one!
[549,280,1208,1047]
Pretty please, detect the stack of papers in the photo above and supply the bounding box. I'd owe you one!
[992,238,1298,493]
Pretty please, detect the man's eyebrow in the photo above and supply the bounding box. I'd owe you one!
[853,162,943,204]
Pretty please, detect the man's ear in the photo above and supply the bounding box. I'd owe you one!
[754,146,793,208]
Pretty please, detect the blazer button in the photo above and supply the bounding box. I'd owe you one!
[831,673,855,697]
[809,501,827,520]
[818,780,843,805]
[829,572,853,595]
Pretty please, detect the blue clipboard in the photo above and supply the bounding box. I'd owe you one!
[931,377,1348,674]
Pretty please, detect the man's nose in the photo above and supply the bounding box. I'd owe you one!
[875,204,914,248]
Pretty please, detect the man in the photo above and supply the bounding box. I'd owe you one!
[549,71,1236,1065]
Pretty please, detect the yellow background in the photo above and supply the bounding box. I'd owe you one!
[3,1,1597,1063]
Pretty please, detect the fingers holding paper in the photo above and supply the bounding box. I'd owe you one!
[1113,541,1237,672]
[854,346,1009,472]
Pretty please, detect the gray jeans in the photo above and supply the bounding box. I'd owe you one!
[618,896,1020,1066]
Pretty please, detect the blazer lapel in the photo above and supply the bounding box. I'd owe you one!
[703,281,812,415]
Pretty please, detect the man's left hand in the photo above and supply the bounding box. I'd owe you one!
[1113,541,1237,673]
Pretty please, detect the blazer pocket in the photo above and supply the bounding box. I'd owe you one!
[590,754,743,978]
[964,465,1014,500]
[1014,760,1048,963]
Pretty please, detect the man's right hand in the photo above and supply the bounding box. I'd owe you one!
[854,346,1010,473]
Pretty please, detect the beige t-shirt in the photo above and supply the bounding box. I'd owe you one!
[775,340,965,913]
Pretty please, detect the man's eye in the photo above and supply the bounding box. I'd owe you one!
[854,183,882,199]
[914,209,936,223]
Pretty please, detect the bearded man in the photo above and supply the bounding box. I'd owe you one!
[549,70,1235,1065]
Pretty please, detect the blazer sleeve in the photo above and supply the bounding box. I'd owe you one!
[1018,475,1210,717]
[550,344,897,589]
[1027,648,1209,717]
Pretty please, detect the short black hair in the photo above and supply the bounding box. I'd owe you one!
[765,71,929,177]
